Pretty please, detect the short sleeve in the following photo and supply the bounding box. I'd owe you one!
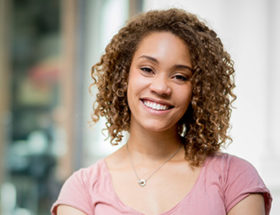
[223,155,272,214]
[51,168,95,215]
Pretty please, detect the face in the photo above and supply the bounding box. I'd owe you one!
[127,31,193,133]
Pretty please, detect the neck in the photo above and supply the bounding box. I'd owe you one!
[127,124,182,161]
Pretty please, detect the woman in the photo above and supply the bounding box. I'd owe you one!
[51,8,272,215]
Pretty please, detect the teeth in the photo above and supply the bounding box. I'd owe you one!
[143,100,169,111]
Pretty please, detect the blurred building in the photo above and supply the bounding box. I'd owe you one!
[0,0,279,214]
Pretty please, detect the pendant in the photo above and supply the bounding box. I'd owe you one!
[138,179,146,187]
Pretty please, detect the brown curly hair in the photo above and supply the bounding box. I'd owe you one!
[90,8,236,166]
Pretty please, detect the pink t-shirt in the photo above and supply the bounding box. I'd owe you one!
[51,153,272,215]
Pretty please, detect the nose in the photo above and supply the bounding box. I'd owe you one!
[149,74,171,97]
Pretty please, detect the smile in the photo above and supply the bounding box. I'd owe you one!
[141,99,173,111]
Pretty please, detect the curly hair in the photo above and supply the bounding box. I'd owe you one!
[90,8,236,166]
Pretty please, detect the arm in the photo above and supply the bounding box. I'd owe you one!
[57,205,88,215]
[228,194,265,215]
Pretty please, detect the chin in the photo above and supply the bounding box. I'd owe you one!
[141,122,176,133]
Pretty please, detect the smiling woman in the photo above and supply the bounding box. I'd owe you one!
[51,8,272,215]
[127,32,193,133]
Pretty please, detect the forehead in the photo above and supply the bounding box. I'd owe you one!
[133,31,192,65]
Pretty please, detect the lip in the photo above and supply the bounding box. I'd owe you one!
[140,97,174,108]
[140,97,174,114]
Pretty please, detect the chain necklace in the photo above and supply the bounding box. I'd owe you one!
[126,143,182,187]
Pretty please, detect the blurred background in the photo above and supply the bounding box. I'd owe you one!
[0,0,279,214]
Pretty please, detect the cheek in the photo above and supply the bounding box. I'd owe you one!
[128,70,149,94]
[127,69,140,107]
[181,97,192,111]
[127,82,133,109]
[178,88,192,111]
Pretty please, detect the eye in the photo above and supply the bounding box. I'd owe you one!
[140,67,153,73]
[173,74,189,82]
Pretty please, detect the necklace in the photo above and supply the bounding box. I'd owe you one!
[126,143,182,187]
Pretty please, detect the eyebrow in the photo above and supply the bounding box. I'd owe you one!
[139,55,193,72]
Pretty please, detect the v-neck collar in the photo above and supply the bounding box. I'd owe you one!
[101,158,208,215]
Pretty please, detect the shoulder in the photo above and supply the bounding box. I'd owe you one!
[51,159,107,215]
[205,152,272,214]
[206,152,258,174]
[61,159,104,190]
[207,152,249,164]
[61,159,106,192]
[71,159,105,184]
[205,152,267,189]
